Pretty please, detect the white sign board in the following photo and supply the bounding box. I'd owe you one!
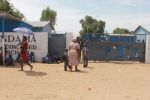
[145,35,150,63]
[0,32,48,62]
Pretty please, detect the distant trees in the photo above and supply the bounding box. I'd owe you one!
[40,7,57,31]
[79,15,105,36]
[0,0,24,19]
[113,27,129,34]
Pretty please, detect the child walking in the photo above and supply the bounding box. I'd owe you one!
[62,48,69,71]
[82,43,88,67]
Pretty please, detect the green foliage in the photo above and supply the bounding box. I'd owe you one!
[79,15,105,36]
[113,27,129,34]
[40,7,57,30]
[0,0,24,19]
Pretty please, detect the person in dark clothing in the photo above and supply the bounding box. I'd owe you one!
[29,52,35,63]
[77,36,83,61]
[62,48,69,71]
[5,54,15,66]
[15,53,20,63]
[0,52,3,65]
[82,43,88,67]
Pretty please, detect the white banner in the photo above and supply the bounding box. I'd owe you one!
[0,32,48,62]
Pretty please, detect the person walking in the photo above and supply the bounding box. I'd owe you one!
[19,36,33,71]
[68,37,80,72]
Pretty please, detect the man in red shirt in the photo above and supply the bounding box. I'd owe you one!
[20,36,33,71]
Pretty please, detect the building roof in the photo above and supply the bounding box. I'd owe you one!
[27,21,50,28]
[109,34,135,36]
[142,25,150,33]
[0,12,21,21]
[0,12,31,26]
[133,25,150,34]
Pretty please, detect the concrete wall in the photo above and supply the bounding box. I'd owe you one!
[65,32,73,49]
[43,24,51,33]
[146,35,150,63]
[0,32,48,62]
[135,34,146,43]
[32,27,43,32]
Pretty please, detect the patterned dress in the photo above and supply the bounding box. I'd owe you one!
[68,41,80,66]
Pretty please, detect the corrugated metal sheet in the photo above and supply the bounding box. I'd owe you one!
[27,21,50,27]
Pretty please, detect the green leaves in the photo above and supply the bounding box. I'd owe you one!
[113,27,129,34]
[0,0,24,19]
[79,15,105,36]
[40,7,57,31]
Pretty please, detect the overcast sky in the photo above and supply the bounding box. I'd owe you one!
[10,0,150,36]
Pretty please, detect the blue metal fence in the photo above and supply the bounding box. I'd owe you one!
[81,34,145,62]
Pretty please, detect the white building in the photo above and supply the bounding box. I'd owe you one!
[134,25,150,63]
[28,21,51,36]
[134,25,150,43]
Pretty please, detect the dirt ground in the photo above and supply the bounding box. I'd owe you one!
[0,61,150,100]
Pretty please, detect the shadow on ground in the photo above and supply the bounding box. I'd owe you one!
[68,70,88,73]
[24,71,47,76]
[84,66,93,69]
[0,65,20,68]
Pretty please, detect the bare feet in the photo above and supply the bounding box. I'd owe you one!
[75,69,80,72]
[30,65,33,71]
[69,69,73,72]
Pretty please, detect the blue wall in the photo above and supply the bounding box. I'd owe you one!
[109,36,136,43]
[0,17,32,32]
[20,22,32,30]
[0,18,2,32]
[4,19,20,32]
[81,34,136,43]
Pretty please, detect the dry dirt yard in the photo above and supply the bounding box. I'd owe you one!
[0,61,150,100]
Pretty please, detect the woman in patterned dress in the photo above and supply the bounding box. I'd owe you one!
[68,37,80,71]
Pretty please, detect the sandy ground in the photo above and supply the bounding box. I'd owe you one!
[0,61,150,100]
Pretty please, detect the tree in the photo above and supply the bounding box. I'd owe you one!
[40,7,57,31]
[0,0,24,19]
[79,15,105,36]
[113,27,129,34]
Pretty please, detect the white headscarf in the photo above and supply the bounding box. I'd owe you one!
[72,36,77,42]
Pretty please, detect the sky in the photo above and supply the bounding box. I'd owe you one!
[10,0,150,36]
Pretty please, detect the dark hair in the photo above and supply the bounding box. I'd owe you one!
[23,36,27,41]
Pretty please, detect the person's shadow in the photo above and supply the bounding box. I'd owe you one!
[70,70,88,73]
[76,70,88,73]
[24,71,47,76]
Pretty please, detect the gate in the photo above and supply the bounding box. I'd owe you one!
[48,34,66,56]
[81,34,145,62]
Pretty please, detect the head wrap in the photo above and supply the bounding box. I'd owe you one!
[72,36,77,42]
